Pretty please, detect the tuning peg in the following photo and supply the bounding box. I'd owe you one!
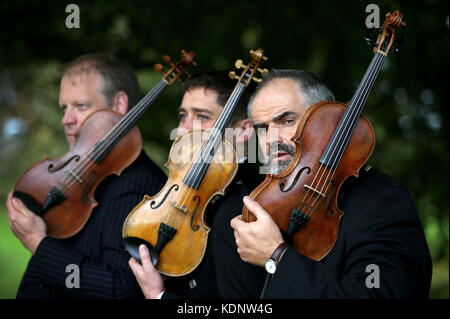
[364,37,378,48]
[235,59,246,69]
[162,55,171,63]
[229,71,240,80]
[257,67,269,76]
[252,77,262,83]
[154,63,164,73]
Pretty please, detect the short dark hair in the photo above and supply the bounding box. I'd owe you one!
[62,53,140,111]
[182,70,255,125]
[248,69,335,120]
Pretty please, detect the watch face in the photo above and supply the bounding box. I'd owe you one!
[265,259,277,274]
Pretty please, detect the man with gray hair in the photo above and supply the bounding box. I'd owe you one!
[248,69,335,175]
[231,69,432,298]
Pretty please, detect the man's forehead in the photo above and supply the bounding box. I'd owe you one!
[251,79,304,121]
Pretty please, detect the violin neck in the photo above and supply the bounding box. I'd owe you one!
[90,80,168,163]
[183,83,246,189]
[320,51,386,170]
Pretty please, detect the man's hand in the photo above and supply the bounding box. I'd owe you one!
[128,244,164,299]
[6,191,47,254]
[230,196,284,267]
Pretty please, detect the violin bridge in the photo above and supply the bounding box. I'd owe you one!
[304,184,326,198]
[170,201,188,214]
[69,170,84,184]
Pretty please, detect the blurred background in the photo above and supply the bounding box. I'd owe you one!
[0,0,448,298]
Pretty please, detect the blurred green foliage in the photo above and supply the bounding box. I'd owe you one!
[0,0,448,298]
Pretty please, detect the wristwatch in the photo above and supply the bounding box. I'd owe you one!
[264,242,288,274]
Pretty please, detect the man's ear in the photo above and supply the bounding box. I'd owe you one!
[233,118,254,144]
[111,91,129,115]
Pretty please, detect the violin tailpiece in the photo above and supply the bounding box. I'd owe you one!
[287,209,310,237]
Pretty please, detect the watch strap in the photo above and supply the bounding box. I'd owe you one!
[269,242,288,264]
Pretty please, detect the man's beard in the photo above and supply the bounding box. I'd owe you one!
[261,142,296,175]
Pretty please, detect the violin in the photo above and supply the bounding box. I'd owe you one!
[122,49,268,276]
[242,11,405,260]
[13,50,196,238]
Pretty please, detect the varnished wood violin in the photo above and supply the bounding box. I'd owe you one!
[243,11,406,260]
[122,49,268,276]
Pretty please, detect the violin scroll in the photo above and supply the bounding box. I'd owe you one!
[367,10,406,56]
[154,49,197,85]
[228,48,269,85]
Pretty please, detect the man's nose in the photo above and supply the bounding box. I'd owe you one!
[266,126,282,147]
[179,117,194,131]
[61,107,76,126]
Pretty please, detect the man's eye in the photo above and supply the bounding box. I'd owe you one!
[77,103,88,109]
[197,114,209,120]
[282,118,295,125]
[179,113,187,120]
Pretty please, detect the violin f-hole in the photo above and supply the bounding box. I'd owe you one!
[280,166,311,193]
[48,155,80,172]
[150,184,179,209]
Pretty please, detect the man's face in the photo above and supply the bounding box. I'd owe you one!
[59,70,108,149]
[177,87,223,135]
[250,78,308,174]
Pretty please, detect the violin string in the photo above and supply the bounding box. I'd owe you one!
[300,52,385,217]
[305,52,384,214]
[315,51,385,200]
[296,51,385,217]
[176,85,243,213]
[61,81,168,191]
[60,83,160,190]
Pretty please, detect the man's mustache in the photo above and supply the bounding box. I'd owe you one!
[267,142,296,158]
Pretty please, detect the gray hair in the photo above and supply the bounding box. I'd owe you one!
[247,69,335,121]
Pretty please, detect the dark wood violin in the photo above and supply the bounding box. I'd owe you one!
[122,49,268,276]
[242,11,406,260]
[13,50,196,238]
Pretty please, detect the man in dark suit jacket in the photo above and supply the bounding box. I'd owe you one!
[231,69,432,298]
[128,71,268,298]
[6,54,167,298]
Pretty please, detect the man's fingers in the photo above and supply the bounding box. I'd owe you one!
[139,244,154,272]
[230,215,245,230]
[9,193,29,217]
[128,257,144,280]
[243,196,269,220]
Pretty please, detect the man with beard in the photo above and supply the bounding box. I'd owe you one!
[231,69,432,298]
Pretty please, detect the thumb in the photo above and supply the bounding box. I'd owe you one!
[243,196,270,221]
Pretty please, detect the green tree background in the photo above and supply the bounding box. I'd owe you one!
[0,0,448,298]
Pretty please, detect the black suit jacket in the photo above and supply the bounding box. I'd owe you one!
[263,166,432,298]
[163,160,266,299]
[16,150,167,298]
[164,165,432,299]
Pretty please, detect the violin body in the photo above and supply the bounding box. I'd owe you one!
[14,109,142,238]
[243,101,375,260]
[122,129,238,276]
